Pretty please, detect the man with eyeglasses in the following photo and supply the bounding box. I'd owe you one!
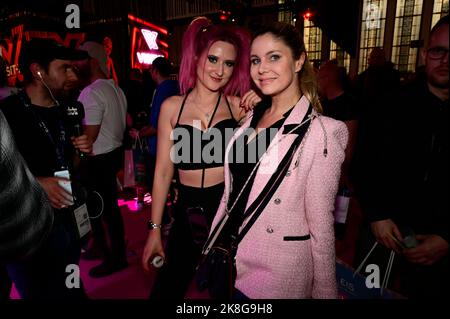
[424,21,449,102]
[358,15,448,298]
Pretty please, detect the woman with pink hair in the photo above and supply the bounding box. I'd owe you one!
[142,17,259,299]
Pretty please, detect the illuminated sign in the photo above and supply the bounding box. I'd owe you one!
[0,24,84,85]
[141,29,159,50]
[128,14,168,69]
[137,52,164,65]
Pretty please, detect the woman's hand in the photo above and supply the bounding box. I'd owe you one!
[142,230,165,272]
[240,90,262,113]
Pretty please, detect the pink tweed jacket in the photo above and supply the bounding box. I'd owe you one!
[210,95,348,299]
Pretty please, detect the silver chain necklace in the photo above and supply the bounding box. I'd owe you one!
[195,93,221,123]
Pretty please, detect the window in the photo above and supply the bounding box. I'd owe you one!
[278,10,295,25]
[330,41,351,72]
[278,0,296,26]
[391,0,423,73]
[432,0,449,28]
[359,0,388,72]
[303,19,322,61]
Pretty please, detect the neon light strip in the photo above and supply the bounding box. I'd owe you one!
[137,52,164,65]
[128,14,168,35]
[158,40,168,48]
[131,26,138,68]
[141,29,159,50]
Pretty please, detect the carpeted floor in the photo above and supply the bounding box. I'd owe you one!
[9,189,361,299]
[10,190,159,299]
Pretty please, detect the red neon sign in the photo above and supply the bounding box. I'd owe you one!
[141,29,159,50]
[129,15,168,69]
[130,26,167,68]
[136,52,164,65]
[128,14,168,35]
[0,25,85,85]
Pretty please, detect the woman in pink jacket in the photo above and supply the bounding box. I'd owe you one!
[204,22,348,299]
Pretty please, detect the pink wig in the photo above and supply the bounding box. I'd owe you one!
[179,17,251,97]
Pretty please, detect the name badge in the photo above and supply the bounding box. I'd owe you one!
[73,204,91,238]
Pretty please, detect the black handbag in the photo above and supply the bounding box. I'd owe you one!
[193,246,234,299]
[186,206,210,246]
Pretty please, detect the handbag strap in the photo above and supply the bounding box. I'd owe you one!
[381,250,395,295]
[354,241,396,293]
[202,142,300,255]
[233,134,303,247]
[132,135,140,149]
[132,135,148,152]
[203,105,314,255]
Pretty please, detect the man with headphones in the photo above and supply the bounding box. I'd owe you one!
[0,38,92,300]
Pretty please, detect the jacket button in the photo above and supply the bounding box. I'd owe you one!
[266,226,274,234]
[274,198,281,205]
[286,170,291,177]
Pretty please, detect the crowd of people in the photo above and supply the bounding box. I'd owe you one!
[0,14,448,300]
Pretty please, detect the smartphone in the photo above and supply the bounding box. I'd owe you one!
[54,169,74,204]
[402,227,418,249]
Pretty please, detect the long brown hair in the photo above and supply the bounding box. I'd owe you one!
[253,22,322,113]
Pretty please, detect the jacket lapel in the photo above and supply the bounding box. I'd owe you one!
[244,95,311,211]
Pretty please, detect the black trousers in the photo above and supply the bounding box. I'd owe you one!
[86,147,126,262]
[149,183,225,300]
[6,213,87,300]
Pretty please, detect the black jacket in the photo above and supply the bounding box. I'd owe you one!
[359,80,449,243]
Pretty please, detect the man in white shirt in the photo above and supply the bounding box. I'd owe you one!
[75,41,128,278]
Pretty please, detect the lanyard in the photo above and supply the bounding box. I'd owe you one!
[19,92,68,170]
